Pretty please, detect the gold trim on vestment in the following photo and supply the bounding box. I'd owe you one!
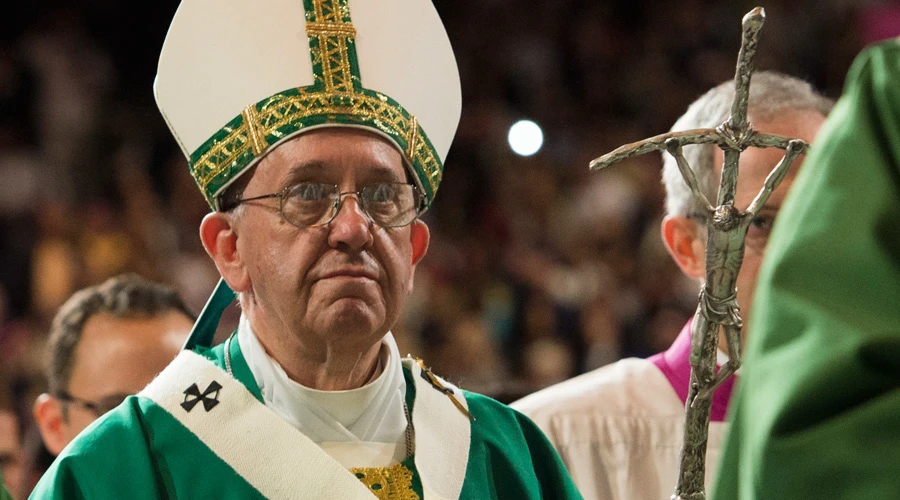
[350,462,420,500]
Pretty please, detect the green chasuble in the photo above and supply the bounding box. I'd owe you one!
[30,334,582,499]
[712,39,900,499]
[1,468,12,500]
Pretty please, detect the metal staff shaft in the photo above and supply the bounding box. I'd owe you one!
[675,9,766,499]
[589,7,809,500]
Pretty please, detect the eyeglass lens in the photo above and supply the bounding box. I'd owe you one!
[281,182,421,228]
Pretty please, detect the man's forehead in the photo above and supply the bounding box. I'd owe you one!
[711,110,824,170]
[259,128,408,181]
[70,312,189,391]
[76,312,190,359]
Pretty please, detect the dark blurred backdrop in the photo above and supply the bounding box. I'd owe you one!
[0,2,896,493]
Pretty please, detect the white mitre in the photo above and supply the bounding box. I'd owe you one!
[154,0,461,210]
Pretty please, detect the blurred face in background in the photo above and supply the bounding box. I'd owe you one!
[707,109,825,339]
[34,311,191,455]
[664,108,826,350]
[0,409,22,497]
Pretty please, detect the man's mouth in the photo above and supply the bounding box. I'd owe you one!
[318,269,378,280]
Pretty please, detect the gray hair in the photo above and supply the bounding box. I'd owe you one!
[661,71,834,217]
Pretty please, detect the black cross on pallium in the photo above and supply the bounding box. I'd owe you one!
[181,381,222,412]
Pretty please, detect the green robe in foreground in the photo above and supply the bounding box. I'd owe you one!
[1,469,12,500]
[30,334,582,499]
[712,38,900,499]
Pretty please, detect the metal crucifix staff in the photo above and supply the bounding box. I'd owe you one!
[589,7,806,500]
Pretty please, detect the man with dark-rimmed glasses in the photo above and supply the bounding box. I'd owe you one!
[32,273,193,457]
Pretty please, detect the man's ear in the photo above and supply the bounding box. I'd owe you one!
[661,215,706,279]
[33,394,68,456]
[407,220,430,293]
[199,212,251,292]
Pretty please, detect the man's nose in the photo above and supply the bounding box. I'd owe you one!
[327,195,374,250]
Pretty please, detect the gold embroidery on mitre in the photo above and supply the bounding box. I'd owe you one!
[306,21,356,37]
[307,0,356,93]
[350,462,420,500]
[241,105,265,156]
[193,124,254,196]
[410,132,441,195]
[405,116,419,161]
[189,0,444,206]
[192,89,442,203]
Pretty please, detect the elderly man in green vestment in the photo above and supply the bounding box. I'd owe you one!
[712,37,900,499]
[30,0,582,499]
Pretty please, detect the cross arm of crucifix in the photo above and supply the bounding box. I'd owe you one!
[589,128,806,172]
[589,129,808,218]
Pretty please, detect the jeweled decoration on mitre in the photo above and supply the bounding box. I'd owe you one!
[154,0,462,209]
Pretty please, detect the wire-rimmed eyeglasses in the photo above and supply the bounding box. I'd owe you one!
[225,182,426,228]
[55,391,130,416]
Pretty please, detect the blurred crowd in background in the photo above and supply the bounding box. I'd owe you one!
[0,0,895,495]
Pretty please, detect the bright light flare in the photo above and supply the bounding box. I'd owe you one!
[508,119,544,156]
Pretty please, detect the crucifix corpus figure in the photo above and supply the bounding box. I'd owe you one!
[590,7,807,500]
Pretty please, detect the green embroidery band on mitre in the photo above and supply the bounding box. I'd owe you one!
[188,0,443,210]
[189,88,442,208]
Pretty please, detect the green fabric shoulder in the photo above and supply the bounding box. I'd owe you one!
[30,397,164,499]
[712,39,900,499]
[1,468,12,500]
[29,396,266,499]
[459,390,584,500]
[31,340,266,499]
[32,339,583,499]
